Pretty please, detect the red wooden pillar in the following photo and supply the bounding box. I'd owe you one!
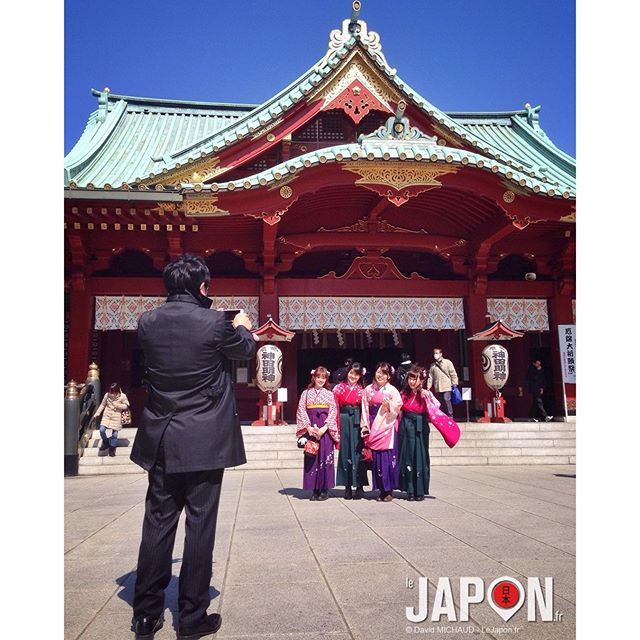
[465,288,489,418]
[67,273,93,382]
[260,219,279,323]
[548,291,576,418]
[259,287,278,324]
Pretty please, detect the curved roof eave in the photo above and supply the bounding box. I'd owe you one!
[63,100,127,184]
[155,35,574,193]
[509,115,576,177]
[179,141,575,200]
[89,88,259,111]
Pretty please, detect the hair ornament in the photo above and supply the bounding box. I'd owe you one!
[362,367,367,375]
[390,366,395,375]
[310,369,316,375]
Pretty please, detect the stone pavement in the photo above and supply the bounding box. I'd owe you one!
[65,465,575,640]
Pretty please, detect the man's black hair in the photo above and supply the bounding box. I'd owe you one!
[344,357,354,367]
[401,352,412,362]
[163,254,211,297]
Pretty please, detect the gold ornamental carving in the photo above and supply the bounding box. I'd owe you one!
[502,190,516,203]
[267,174,298,191]
[279,185,293,199]
[318,217,429,235]
[156,202,178,214]
[342,161,458,191]
[310,52,401,110]
[183,195,230,217]
[140,156,223,187]
[499,179,532,198]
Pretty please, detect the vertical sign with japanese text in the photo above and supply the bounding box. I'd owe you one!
[558,324,576,383]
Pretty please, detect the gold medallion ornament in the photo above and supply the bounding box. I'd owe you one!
[503,190,516,203]
[279,185,293,199]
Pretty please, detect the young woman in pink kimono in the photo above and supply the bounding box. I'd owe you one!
[295,366,339,501]
[361,362,402,502]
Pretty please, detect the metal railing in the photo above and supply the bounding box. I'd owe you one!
[64,363,101,476]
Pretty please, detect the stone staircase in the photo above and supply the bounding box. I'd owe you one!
[78,421,576,475]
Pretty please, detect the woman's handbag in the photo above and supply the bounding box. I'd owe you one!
[360,447,372,463]
[303,438,320,457]
[121,410,132,426]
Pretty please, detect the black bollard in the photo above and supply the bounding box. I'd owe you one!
[64,380,80,476]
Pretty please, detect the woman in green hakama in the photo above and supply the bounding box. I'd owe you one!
[333,362,369,499]
[398,365,431,501]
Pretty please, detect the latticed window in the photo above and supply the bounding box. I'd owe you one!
[246,148,279,173]
[356,111,389,137]
[293,111,347,142]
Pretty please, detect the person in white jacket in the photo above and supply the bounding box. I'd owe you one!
[93,382,130,456]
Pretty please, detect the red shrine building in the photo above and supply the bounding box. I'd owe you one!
[64,5,576,423]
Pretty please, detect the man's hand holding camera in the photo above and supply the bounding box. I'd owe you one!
[232,310,252,331]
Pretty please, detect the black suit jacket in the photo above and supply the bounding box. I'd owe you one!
[130,293,257,473]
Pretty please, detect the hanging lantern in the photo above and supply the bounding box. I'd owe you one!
[481,344,509,390]
[255,344,283,393]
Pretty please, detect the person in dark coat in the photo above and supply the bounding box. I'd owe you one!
[524,359,553,423]
[393,352,413,389]
[131,254,256,640]
[331,357,353,385]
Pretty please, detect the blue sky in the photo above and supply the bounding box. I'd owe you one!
[64,0,575,156]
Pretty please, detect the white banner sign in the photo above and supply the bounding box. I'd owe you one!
[558,324,576,383]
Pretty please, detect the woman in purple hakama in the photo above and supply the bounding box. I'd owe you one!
[361,362,402,502]
[295,366,339,501]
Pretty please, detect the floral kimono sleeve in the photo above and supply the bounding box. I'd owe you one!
[326,390,339,445]
[360,386,371,430]
[295,390,311,438]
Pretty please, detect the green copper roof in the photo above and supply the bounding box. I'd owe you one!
[64,17,575,196]
[64,92,256,186]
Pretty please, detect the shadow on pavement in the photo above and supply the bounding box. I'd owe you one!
[116,560,220,631]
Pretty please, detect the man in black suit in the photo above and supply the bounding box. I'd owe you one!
[331,357,353,385]
[394,352,413,389]
[130,254,256,640]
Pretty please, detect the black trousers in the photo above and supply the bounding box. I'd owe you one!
[529,392,548,420]
[133,444,224,628]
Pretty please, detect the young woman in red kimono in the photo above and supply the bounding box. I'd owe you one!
[333,362,369,499]
[295,366,339,501]
[361,362,402,502]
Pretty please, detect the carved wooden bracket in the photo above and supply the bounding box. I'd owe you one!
[320,250,425,281]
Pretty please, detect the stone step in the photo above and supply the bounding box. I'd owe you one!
[79,452,134,465]
[79,464,145,475]
[83,446,134,457]
[76,421,577,475]
[90,427,138,439]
